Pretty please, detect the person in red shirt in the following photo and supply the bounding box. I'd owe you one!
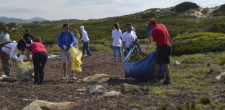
[26,37,48,85]
[148,19,172,84]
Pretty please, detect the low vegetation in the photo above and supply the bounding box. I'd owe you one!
[175,2,200,13]
[213,4,225,16]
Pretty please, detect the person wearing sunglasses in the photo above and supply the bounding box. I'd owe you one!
[57,24,76,80]
[0,26,11,43]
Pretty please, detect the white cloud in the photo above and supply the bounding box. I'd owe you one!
[0,0,224,20]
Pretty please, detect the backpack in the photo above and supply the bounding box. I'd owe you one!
[23,33,32,44]
[61,32,73,44]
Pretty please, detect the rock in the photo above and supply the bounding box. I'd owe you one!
[99,78,110,82]
[102,91,121,97]
[215,72,225,80]
[23,103,41,110]
[22,100,79,110]
[89,85,107,94]
[77,88,86,92]
[120,83,137,93]
[0,76,21,83]
[82,74,109,83]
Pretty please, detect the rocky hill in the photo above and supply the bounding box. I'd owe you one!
[9,2,225,32]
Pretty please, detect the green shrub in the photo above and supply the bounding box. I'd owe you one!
[176,101,200,110]
[172,41,225,55]
[213,4,225,16]
[212,24,225,33]
[174,32,225,41]
[199,95,211,105]
[219,61,225,65]
[175,2,200,13]
[0,22,16,30]
[141,12,155,19]
[202,8,209,14]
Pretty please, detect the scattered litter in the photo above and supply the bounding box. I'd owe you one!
[16,62,34,81]
[175,61,181,65]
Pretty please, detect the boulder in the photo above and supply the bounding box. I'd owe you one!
[102,91,121,97]
[0,76,21,83]
[89,85,107,94]
[215,72,225,80]
[82,74,109,83]
[120,83,137,93]
[22,100,79,110]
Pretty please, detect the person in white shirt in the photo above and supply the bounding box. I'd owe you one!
[80,26,92,56]
[0,39,26,76]
[122,23,138,57]
[112,23,123,62]
[0,26,11,43]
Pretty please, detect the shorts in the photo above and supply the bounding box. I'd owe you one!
[155,44,172,65]
[61,50,72,63]
[147,33,151,38]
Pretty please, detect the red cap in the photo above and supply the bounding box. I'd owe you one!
[149,19,156,25]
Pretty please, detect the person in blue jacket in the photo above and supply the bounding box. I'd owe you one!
[145,21,152,44]
[57,24,76,80]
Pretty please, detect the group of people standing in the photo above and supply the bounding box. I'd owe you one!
[0,24,92,84]
[112,19,172,84]
[112,23,138,62]
[0,18,172,85]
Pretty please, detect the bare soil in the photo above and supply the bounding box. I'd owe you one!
[0,52,223,110]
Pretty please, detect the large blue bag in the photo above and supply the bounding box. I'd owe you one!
[123,43,165,80]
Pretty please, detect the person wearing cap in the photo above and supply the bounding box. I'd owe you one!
[145,21,152,44]
[148,19,172,84]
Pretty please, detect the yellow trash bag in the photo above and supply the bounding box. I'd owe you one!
[69,47,83,72]
[16,61,34,81]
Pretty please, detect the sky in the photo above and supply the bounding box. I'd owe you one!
[0,0,224,21]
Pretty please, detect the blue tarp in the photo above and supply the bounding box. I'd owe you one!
[123,43,165,80]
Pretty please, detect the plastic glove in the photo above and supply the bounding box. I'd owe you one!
[70,43,73,47]
[63,45,67,50]
[20,54,25,61]
[17,60,23,62]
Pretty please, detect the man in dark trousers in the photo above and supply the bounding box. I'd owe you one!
[148,19,172,84]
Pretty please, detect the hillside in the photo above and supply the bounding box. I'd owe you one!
[0,16,46,23]
[1,2,225,51]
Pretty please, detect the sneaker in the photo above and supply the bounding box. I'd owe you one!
[148,77,158,84]
[72,74,76,80]
[163,78,171,85]
[62,75,68,79]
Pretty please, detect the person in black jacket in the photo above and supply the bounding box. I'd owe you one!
[22,28,34,54]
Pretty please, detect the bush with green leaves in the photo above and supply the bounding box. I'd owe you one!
[174,32,225,41]
[199,95,211,105]
[141,12,155,19]
[213,4,225,16]
[0,22,16,30]
[175,2,200,13]
[172,41,225,55]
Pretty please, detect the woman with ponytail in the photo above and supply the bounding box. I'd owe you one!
[112,23,123,62]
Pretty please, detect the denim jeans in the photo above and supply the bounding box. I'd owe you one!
[124,48,130,58]
[113,46,122,59]
[83,41,92,56]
